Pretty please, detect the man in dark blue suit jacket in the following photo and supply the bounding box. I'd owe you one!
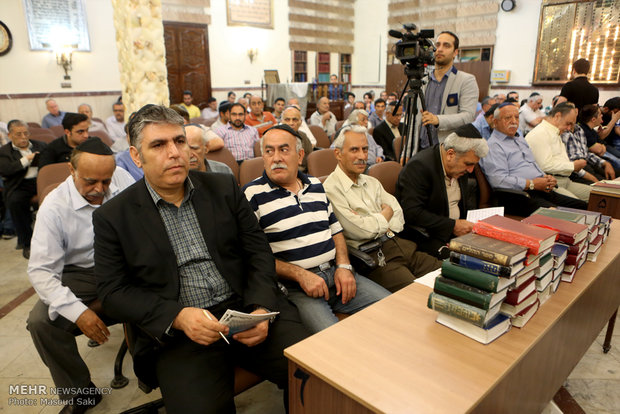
[93,105,308,414]
[0,120,46,257]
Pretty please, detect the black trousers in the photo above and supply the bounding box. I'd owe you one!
[497,190,587,217]
[155,296,309,414]
[6,178,37,248]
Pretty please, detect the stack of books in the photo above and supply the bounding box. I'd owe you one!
[550,243,568,292]
[427,233,528,343]
[522,210,588,284]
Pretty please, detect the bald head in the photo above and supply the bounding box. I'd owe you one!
[281,106,302,131]
[317,97,330,114]
[186,124,207,171]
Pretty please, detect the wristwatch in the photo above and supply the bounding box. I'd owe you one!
[529,180,535,191]
[337,264,354,271]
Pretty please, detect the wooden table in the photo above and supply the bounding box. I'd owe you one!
[285,222,620,414]
[588,187,620,219]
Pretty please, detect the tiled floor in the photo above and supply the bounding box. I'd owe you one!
[0,236,618,413]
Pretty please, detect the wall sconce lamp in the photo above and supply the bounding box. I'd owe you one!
[247,48,258,63]
[56,48,73,79]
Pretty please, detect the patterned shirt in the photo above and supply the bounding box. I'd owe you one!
[214,123,259,161]
[563,124,605,168]
[243,171,342,270]
[145,177,233,309]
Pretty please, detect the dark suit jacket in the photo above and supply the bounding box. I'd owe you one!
[0,140,47,200]
[38,136,73,169]
[93,171,280,388]
[395,144,470,244]
[373,120,403,161]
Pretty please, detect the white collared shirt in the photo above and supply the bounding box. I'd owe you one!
[27,167,134,322]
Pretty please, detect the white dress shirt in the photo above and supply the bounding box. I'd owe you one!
[323,165,404,248]
[27,167,134,323]
[105,116,127,142]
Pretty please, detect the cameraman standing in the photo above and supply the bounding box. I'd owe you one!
[417,31,479,150]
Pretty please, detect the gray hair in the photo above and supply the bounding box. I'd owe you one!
[78,103,92,111]
[347,109,369,124]
[127,105,185,151]
[528,94,541,103]
[7,119,27,133]
[260,129,303,154]
[186,124,209,144]
[443,132,489,158]
[549,101,576,118]
[332,124,368,149]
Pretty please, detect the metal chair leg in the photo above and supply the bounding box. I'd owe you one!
[110,340,129,388]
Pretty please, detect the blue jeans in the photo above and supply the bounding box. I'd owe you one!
[602,151,620,170]
[286,265,390,333]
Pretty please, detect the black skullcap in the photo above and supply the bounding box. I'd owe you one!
[75,137,113,156]
[454,123,483,139]
[263,124,303,141]
[498,102,516,110]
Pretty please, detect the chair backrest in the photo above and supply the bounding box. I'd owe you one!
[49,125,65,137]
[239,157,265,187]
[473,163,491,209]
[367,161,402,196]
[190,117,208,125]
[306,149,337,178]
[31,133,56,144]
[205,147,239,183]
[343,106,353,121]
[392,136,402,162]
[253,140,262,158]
[89,129,114,147]
[335,120,345,131]
[39,182,62,204]
[308,125,331,148]
[37,163,71,201]
[27,122,41,128]
[28,127,53,137]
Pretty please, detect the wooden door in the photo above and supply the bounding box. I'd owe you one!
[164,22,212,108]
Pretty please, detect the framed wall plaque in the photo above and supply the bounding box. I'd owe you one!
[226,0,273,29]
[23,0,91,51]
[533,0,619,85]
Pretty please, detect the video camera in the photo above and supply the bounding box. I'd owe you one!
[389,24,435,69]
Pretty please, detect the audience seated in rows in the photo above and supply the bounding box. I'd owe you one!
[397,124,488,259]
[525,102,592,202]
[324,125,440,293]
[93,105,309,413]
[27,138,134,413]
[479,103,587,216]
[243,124,389,334]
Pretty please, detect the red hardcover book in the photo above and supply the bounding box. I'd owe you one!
[565,251,586,266]
[473,215,558,256]
[521,214,588,245]
[504,276,537,306]
[567,239,587,255]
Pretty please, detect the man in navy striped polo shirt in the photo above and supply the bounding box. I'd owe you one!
[243,124,389,333]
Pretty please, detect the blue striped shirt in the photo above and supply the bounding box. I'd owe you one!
[243,171,342,270]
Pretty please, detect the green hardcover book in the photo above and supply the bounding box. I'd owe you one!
[532,207,586,224]
[441,260,515,293]
[434,277,507,310]
[427,292,501,327]
[449,233,528,266]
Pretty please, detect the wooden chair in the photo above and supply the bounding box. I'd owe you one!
[367,161,402,196]
[205,147,240,183]
[190,117,208,125]
[49,125,65,137]
[335,120,345,131]
[306,149,337,178]
[308,125,331,149]
[27,122,41,128]
[28,127,54,137]
[253,140,262,158]
[392,136,402,162]
[239,157,264,187]
[31,133,56,144]
[89,130,114,147]
[37,163,71,202]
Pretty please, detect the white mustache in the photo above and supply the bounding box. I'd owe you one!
[353,160,367,165]
[271,163,287,170]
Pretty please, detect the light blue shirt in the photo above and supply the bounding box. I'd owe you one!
[479,129,545,191]
[27,167,134,322]
[41,111,66,129]
[116,150,143,181]
[472,112,492,140]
